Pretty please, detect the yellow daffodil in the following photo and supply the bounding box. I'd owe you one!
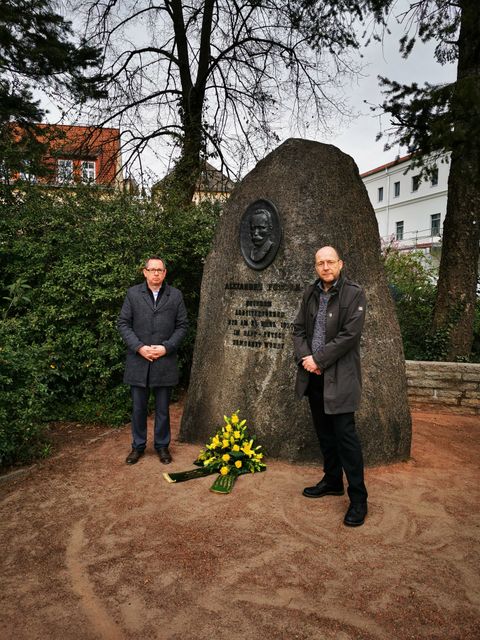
[231,414,239,425]
[222,453,230,462]
[225,424,232,433]
[235,460,242,469]
[220,466,229,475]
[233,430,241,439]
[222,439,229,448]
[232,444,240,452]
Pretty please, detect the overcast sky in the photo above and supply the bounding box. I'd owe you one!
[319,11,456,174]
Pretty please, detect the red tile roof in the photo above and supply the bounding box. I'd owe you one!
[360,153,413,178]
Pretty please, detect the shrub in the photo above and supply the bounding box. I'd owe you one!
[0,319,53,466]
[382,243,479,362]
[382,245,437,360]
[0,184,220,466]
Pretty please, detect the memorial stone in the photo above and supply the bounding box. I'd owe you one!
[180,139,411,465]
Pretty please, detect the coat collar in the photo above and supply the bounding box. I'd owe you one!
[313,272,345,295]
[140,281,170,311]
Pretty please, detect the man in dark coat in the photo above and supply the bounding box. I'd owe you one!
[293,246,368,526]
[118,256,188,465]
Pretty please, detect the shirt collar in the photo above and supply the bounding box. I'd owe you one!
[148,282,165,295]
[317,278,339,294]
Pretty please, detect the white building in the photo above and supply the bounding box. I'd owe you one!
[361,153,450,252]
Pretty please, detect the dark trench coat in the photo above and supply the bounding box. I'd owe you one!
[293,274,366,414]
[117,281,188,388]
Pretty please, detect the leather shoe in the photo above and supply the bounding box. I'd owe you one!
[158,447,172,464]
[125,448,144,464]
[302,478,344,498]
[344,502,368,527]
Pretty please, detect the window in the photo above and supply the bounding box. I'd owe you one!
[378,186,384,202]
[57,159,74,184]
[81,160,96,183]
[430,167,438,186]
[431,213,441,236]
[396,221,404,241]
[412,175,420,192]
[18,161,36,183]
[18,171,37,183]
[394,181,400,197]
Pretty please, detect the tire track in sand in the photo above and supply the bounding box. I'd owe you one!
[65,519,125,640]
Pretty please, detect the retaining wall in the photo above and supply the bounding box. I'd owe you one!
[406,360,480,415]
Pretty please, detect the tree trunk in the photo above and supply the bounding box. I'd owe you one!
[166,0,214,205]
[169,122,203,205]
[431,0,480,359]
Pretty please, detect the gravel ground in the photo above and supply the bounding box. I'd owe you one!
[1,403,479,640]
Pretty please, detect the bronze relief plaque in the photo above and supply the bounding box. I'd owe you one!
[240,199,282,270]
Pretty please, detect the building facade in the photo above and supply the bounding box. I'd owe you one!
[152,161,235,203]
[192,162,235,204]
[361,154,450,252]
[6,123,123,188]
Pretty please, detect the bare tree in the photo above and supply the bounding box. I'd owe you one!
[69,0,365,200]
[0,0,105,178]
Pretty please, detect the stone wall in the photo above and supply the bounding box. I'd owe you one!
[406,361,480,415]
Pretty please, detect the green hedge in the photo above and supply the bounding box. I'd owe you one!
[383,246,480,362]
[0,185,220,467]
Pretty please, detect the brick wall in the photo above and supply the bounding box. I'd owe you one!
[406,361,480,415]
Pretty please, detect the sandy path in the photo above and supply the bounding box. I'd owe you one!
[1,405,479,640]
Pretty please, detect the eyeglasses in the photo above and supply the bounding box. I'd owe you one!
[145,268,165,273]
[316,260,338,267]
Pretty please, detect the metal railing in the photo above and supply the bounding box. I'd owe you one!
[382,227,443,251]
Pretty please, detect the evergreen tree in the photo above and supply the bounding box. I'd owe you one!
[292,0,479,359]
[371,0,480,360]
[0,0,106,176]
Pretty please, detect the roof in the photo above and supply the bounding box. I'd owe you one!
[197,162,235,193]
[40,123,121,184]
[153,161,235,196]
[360,153,413,178]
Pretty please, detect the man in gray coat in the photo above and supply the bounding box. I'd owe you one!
[293,246,368,526]
[118,256,188,465]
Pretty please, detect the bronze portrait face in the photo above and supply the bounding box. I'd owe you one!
[240,199,282,270]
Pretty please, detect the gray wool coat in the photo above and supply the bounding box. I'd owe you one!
[293,274,366,414]
[117,281,188,388]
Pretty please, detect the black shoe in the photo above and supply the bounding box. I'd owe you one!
[158,447,172,464]
[344,502,368,527]
[302,478,344,498]
[126,448,144,464]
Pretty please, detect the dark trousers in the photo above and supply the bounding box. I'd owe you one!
[307,374,368,504]
[130,386,172,451]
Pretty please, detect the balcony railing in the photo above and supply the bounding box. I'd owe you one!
[382,227,443,251]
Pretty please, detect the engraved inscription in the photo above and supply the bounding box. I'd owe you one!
[224,283,297,350]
